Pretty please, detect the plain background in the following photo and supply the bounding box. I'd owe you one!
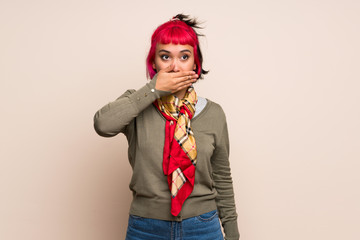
[1,0,359,239]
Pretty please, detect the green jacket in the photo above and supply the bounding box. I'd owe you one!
[93,77,240,239]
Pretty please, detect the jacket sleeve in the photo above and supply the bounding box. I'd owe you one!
[211,109,240,240]
[93,75,170,137]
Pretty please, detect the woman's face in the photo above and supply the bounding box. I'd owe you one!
[152,43,196,73]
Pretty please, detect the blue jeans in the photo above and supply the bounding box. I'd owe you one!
[125,210,224,240]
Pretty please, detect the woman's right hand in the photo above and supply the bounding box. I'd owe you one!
[155,64,198,93]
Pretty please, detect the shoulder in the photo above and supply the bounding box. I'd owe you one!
[203,98,227,121]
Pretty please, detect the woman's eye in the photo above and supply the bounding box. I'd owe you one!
[161,55,170,60]
[181,55,189,60]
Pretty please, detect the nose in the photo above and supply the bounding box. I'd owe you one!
[172,59,180,72]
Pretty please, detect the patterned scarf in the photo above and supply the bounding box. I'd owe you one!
[153,86,198,216]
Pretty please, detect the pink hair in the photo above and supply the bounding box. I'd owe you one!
[146,19,201,79]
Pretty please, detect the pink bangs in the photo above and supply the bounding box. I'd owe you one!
[155,23,198,46]
[146,20,201,79]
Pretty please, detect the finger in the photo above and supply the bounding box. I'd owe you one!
[172,74,198,84]
[175,81,194,92]
[174,77,197,89]
[171,70,196,78]
[176,74,198,83]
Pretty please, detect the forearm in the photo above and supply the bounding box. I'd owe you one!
[215,178,239,240]
[213,162,239,239]
[93,76,170,137]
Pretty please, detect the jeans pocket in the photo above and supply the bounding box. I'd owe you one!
[195,210,218,222]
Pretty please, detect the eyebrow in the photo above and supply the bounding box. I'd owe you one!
[158,49,192,54]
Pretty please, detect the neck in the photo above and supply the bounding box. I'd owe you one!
[174,88,187,99]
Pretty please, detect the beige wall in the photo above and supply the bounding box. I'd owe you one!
[1,0,359,239]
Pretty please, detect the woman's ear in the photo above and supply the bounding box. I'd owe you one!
[152,62,156,70]
[193,64,196,70]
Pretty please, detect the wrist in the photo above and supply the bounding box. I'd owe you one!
[149,74,171,97]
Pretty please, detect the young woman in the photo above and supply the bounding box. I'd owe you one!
[93,14,240,240]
